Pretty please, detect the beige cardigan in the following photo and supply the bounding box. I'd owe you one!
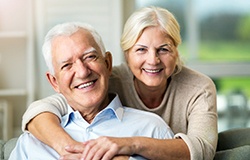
[22,63,218,160]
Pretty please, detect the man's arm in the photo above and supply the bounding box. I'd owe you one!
[27,112,80,155]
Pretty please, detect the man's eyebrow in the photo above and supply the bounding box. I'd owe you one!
[83,47,97,54]
[60,47,98,64]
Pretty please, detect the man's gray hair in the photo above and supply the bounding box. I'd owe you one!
[42,22,106,74]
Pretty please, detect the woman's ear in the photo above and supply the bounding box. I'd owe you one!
[104,51,113,74]
[46,72,60,93]
[124,51,129,64]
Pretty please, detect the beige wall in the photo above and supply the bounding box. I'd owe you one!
[0,0,136,139]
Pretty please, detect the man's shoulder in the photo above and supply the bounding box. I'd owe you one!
[16,132,40,144]
[122,107,173,138]
[123,107,166,124]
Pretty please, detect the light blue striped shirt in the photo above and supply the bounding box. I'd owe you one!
[9,93,173,160]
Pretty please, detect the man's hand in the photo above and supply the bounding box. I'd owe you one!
[112,155,130,160]
[81,136,134,160]
[60,136,133,160]
[59,142,85,159]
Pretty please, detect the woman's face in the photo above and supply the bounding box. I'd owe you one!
[126,26,178,89]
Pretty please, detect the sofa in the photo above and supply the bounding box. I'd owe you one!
[0,138,17,160]
[1,128,250,160]
[214,127,250,160]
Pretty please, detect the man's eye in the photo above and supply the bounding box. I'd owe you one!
[87,55,97,59]
[84,54,98,62]
[61,63,72,70]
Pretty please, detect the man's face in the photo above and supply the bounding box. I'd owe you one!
[47,29,112,112]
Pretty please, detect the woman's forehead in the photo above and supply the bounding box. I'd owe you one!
[135,29,174,46]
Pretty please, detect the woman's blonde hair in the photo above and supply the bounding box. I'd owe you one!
[121,6,183,74]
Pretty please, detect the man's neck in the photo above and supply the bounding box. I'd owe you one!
[81,93,114,123]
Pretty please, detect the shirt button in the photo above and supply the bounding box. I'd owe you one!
[87,128,93,132]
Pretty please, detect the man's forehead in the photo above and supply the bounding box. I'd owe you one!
[52,30,93,47]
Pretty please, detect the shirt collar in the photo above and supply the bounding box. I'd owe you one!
[103,92,124,120]
[61,93,124,127]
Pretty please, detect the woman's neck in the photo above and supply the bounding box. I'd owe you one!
[134,79,167,109]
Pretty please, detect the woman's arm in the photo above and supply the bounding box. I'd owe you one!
[27,112,80,155]
[22,94,78,155]
[131,138,190,160]
[22,94,68,131]
[77,136,190,160]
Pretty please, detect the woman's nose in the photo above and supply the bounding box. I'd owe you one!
[147,51,160,65]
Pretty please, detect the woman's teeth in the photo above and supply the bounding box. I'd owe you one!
[144,69,161,73]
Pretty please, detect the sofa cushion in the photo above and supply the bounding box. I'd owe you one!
[217,127,250,151]
[0,138,18,160]
[214,145,250,160]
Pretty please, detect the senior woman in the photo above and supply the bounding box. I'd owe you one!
[23,6,217,160]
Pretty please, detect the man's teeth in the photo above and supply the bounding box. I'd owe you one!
[78,82,94,89]
[144,69,160,73]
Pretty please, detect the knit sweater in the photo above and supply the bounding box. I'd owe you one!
[22,63,218,160]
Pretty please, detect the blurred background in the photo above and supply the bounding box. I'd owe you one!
[0,0,250,140]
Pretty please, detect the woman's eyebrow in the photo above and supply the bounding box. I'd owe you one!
[159,43,173,48]
[134,44,148,48]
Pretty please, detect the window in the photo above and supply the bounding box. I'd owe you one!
[135,0,250,132]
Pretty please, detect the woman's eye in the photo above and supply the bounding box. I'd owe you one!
[158,47,171,54]
[136,48,146,53]
[159,48,168,52]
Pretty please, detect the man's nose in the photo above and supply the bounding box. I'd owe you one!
[74,59,91,78]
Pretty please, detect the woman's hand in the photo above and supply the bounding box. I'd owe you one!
[61,136,133,160]
[59,142,85,159]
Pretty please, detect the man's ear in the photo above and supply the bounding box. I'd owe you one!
[104,51,112,74]
[46,72,60,93]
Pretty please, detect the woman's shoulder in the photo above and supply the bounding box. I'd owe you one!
[173,66,216,89]
[177,66,213,81]
[109,63,133,89]
[111,63,133,80]
[40,93,67,105]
